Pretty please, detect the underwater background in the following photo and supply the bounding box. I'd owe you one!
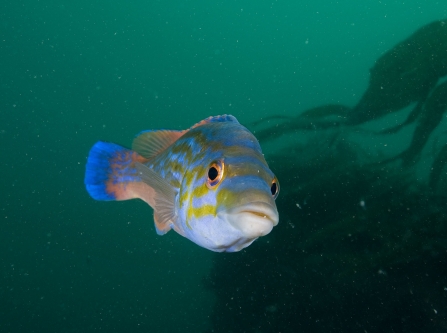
[1,1,447,332]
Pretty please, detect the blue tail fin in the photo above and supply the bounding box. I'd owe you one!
[84,141,136,201]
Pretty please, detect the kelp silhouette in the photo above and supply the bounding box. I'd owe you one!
[252,104,351,141]
[388,81,447,166]
[349,19,447,126]
[206,21,447,333]
[253,19,447,181]
[430,140,447,190]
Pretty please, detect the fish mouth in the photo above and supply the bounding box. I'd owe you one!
[222,202,279,238]
[233,202,279,226]
[210,202,279,251]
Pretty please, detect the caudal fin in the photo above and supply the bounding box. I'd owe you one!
[84,141,149,201]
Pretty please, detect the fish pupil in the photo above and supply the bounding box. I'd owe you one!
[208,167,219,181]
[270,182,277,196]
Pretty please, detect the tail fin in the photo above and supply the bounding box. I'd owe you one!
[84,141,149,201]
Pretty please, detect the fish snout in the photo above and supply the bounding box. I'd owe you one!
[225,202,279,238]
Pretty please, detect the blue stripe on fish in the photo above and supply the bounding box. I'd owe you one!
[224,155,268,168]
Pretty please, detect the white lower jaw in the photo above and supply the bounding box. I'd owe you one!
[231,212,274,238]
[216,213,273,252]
[223,202,279,236]
[225,237,258,252]
[204,202,278,252]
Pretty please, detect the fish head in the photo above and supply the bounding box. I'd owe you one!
[177,121,279,252]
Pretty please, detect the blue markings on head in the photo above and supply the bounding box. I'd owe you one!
[224,154,268,170]
[218,124,260,152]
[221,174,271,193]
[173,149,193,165]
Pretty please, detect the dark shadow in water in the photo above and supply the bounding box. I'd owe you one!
[206,19,447,333]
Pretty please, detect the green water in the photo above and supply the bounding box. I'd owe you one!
[1,1,446,332]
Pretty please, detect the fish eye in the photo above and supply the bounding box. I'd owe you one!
[208,166,218,181]
[271,177,280,199]
[206,160,224,189]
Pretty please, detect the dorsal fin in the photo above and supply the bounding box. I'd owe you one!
[132,115,239,159]
[132,130,186,159]
[190,114,239,130]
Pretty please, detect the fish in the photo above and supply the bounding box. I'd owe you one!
[84,115,280,252]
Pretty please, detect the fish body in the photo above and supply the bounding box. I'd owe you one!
[84,115,279,252]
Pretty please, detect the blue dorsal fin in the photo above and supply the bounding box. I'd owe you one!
[132,130,186,159]
[190,114,239,130]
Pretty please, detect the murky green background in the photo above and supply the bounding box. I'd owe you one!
[1,1,446,332]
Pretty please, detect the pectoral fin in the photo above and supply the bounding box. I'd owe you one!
[135,162,178,235]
